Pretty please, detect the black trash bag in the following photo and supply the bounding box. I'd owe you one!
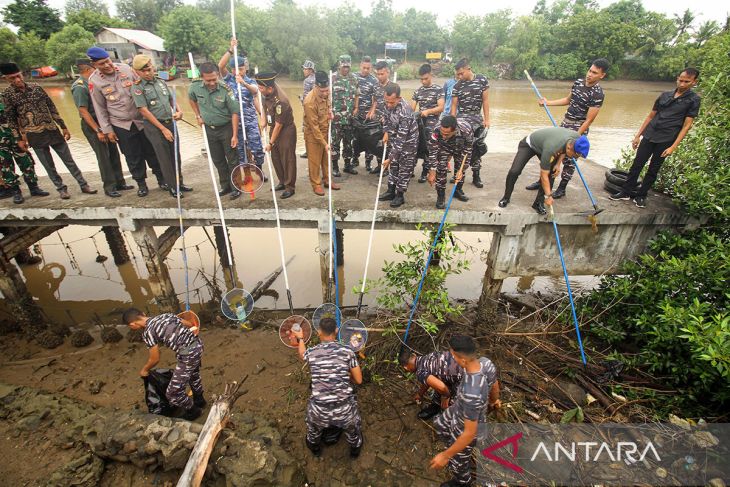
[416,117,429,161]
[352,117,384,162]
[143,368,175,416]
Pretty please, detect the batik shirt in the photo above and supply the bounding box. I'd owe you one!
[355,73,378,118]
[142,313,198,353]
[332,71,358,126]
[304,341,359,405]
[383,98,418,161]
[564,78,604,122]
[412,83,444,131]
[415,351,464,389]
[2,83,67,140]
[452,74,489,129]
[427,119,474,171]
[440,357,497,436]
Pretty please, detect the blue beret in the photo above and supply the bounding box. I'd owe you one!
[229,56,247,68]
[86,47,109,61]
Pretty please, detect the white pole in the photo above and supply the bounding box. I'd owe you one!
[229,0,248,150]
[359,141,388,295]
[327,70,334,287]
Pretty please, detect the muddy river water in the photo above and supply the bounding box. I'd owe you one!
[3,77,673,324]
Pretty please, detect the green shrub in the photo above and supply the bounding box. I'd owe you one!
[395,64,416,81]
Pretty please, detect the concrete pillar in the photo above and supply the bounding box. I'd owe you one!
[317,220,330,303]
[335,228,344,266]
[0,254,43,326]
[476,232,508,323]
[213,226,232,270]
[130,226,179,312]
[102,226,129,265]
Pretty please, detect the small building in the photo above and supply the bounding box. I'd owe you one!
[94,27,168,66]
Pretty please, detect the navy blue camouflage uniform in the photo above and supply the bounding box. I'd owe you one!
[428,119,474,191]
[416,351,464,405]
[556,78,604,182]
[452,75,489,171]
[434,357,497,486]
[304,341,363,448]
[353,73,382,166]
[384,98,419,193]
[143,313,204,411]
[223,73,265,168]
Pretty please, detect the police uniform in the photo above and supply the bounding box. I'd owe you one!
[258,76,297,194]
[142,313,204,411]
[433,357,497,486]
[331,56,358,174]
[187,79,240,193]
[222,69,265,168]
[428,119,474,198]
[88,59,164,191]
[383,99,418,194]
[452,74,489,172]
[303,72,333,191]
[303,341,363,450]
[72,75,127,194]
[131,72,186,193]
[0,99,43,202]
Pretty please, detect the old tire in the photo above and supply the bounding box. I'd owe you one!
[605,169,630,185]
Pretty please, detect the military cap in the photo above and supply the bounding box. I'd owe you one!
[132,54,152,70]
[86,47,110,61]
[301,60,315,70]
[0,63,20,75]
[338,55,352,67]
[75,58,94,67]
[229,56,247,68]
[255,72,277,87]
[314,71,329,87]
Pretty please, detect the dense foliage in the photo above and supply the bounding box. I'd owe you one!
[580,32,730,416]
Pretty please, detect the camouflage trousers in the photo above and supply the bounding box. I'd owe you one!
[167,341,204,410]
[434,410,476,486]
[432,153,452,191]
[331,123,354,165]
[388,152,417,193]
[558,118,586,183]
[236,115,265,168]
[1,150,37,189]
[306,397,362,448]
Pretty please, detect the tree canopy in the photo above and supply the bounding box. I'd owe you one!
[1,0,63,39]
[46,23,96,75]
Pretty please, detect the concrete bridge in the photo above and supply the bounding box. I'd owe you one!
[0,152,702,323]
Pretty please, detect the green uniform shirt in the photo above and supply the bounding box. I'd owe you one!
[187,80,237,127]
[527,127,579,170]
[332,71,358,126]
[71,77,96,120]
[132,77,174,121]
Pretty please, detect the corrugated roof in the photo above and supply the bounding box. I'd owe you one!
[100,28,166,52]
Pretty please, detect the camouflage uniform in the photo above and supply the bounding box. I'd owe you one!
[353,72,382,168]
[413,82,444,175]
[0,101,38,194]
[142,313,204,411]
[223,73,265,168]
[383,99,419,193]
[452,74,489,171]
[415,351,464,407]
[557,78,604,182]
[428,119,474,191]
[304,341,362,449]
[433,357,497,486]
[331,69,358,171]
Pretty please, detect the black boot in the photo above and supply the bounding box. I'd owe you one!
[344,162,358,175]
[137,182,149,197]
[436,189,445,209]
[28,184,50,197]
[379,184,396,201]
[13,188,24,204]
[532,200,547,215]
[306,438,322,457]
[454,182,469,202]
[365,159,372,172]
[418,167,428,183]
[526,180,541,190]
[472,169,483,188]
[552,179,568,199]
[498,197,509,208]
[332,160,341,178]
[193,392,207,409]
[417,402,442,420]
[369,163,382,175]
[322,426,342,446]
[390,191,404,208]
[181,405,202,421]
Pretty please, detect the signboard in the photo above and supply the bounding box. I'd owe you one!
[385,42,407,50]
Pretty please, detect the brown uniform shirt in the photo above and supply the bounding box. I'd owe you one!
[263,85,295,135]
[303,89,330,147]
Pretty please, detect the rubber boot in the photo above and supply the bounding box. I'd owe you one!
[379,183,396,201]
[390,191,405,208]
[552,179,568,199]
[472,169,483,188]
[454,182,469,202]
[435,189,445,209]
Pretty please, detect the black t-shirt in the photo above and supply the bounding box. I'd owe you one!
[643,89,701,143]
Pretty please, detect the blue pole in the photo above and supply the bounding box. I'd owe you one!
[524,70,601,212]
[402,155,468,346]
[332,217,341,331]
[550,206,588,365]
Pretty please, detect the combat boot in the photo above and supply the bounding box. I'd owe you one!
[552,179,568,199]
[369,163,382,175]
[305,438,322,457]
[418,166,428,183]
[13,188,24,204]
[390,191,405,208]
[181,405,202,421]
[193,392,207,409]
[379,183,396,201]
[472,169,483,188]
[343,162,358,175]
[365,159,372,172]
[454,182,469,202]
[332,160,341,178]
[526,180,541,190]
[28,183,50,197]
[435,189,445,209]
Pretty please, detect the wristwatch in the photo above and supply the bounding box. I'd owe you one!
[544,193,552,199]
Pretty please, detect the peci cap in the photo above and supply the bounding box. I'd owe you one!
[132,54,152,70]
[314,70,328,87]
[255,72,277,87]
[573,135,590,158]
[86,47,110,61]
[301,60,315,70]
[0,62,21,75]
[338,55,352,67]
